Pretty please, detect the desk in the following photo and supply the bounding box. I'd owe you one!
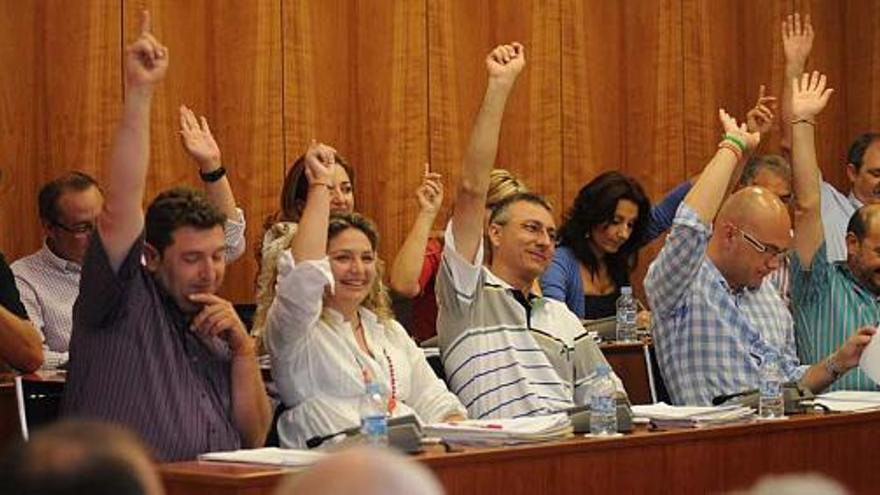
[161,410,880,495]
[600,340,652,404]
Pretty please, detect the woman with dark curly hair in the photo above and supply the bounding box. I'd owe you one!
[541,171,691,320]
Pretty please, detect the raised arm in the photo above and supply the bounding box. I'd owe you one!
[781,13,814,157]
[745,85,777,137]
[684,110,760,224]
[452,43,525,262]
[99,11,168,271]
[791,71,834,266]
[290,142,338,263]
[389,165,444,297]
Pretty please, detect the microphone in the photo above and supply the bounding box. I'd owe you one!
[711,389,758,406]
[305,425,360,449]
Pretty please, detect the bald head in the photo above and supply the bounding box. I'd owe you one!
[276,447,444,495]
[708,187,792,290]
[717,186,791,233]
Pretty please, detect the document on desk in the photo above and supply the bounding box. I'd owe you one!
[815,390,880,412]
[198,447,327,467]
[631,402,754,428]
[859,331,880,385]
[424,413,573,446]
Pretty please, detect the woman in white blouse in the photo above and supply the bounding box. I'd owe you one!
[266,142,467,448]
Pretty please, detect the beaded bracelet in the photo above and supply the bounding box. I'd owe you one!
[717,141,743,161]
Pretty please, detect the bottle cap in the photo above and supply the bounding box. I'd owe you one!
[621,286,632,295]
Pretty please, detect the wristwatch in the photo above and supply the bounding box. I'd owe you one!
[825,354,844,379]
[199,166,226,183]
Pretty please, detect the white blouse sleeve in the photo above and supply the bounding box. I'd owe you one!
[265,250,334,357]
[394,322,467,422]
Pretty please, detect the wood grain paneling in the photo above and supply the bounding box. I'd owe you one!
[683,0,791,175]
[283,0,429,266]
[428,0,563,221]
[0,0,121,257]
[124,0,284,301]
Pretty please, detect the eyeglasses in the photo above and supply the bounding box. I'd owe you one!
[52,220,96,235]
[731,224,789,260]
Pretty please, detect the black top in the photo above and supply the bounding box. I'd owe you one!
[0,252,27,319]
[583,291,619,320]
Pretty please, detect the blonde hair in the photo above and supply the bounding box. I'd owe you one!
[486,169,528,209]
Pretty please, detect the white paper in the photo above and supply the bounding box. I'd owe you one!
[859,330,880,385]
[198,447,327,467]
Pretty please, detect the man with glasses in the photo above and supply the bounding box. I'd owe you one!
[13,126,246,371]
[645,103,872,406]
[436,43,623,419]
[789,71,880,391]
[12,172,103,367]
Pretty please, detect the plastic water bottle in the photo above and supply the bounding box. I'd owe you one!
[589,364,618,435]
[359,381,389,446]
[759,352,785,419]
[616,286,638,342]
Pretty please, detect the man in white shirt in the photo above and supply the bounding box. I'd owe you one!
[13,131,247,368]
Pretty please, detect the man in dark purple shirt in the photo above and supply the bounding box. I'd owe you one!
[62,11,271,462]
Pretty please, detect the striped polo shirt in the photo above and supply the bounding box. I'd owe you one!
[63,232,241,461]
[436,225,621,419]
[791,243,880,390]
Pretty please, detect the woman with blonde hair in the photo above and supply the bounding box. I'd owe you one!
[266,143,465,448]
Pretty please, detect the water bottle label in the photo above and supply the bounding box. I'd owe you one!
[760,378,781,397]
[361,415,388,437]
[591,396,615,413]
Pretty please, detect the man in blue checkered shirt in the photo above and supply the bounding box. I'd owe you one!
[645,103,874,406]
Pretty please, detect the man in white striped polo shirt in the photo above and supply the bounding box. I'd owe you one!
[436,42,624,420]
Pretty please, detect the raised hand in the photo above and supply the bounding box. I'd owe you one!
[486,42,526,84]
[782,13,814,68]
[791,71,834,120]
[303,141,337,186]
[125,11,169,88]
[179,105,221,170]
[746,85,777,134]
[719,108,760,152]
[415,164,444,215]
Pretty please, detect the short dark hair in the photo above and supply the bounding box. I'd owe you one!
[0,420,155,495]
[847,133,880,172]
[738,154,792,188]
[847,205,880,242]
[558,171,651,288]
[38,171,100,225]
[488,191,553,226]
[145,187,226,255]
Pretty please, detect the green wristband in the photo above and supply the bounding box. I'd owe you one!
[723,134,747,152]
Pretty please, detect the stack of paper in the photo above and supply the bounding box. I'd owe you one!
[815,390,880,412]
[198,447,327,467]
[631,402,754,429]
[424,413,573,446]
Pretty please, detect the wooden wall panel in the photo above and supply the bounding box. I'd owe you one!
[682,0,791,175]
[0,0,121,257]
[842,0,880,153]
[283,0,428,265]
[428,0,563,222]
[562,0,685,205]
[124,0,284,301]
